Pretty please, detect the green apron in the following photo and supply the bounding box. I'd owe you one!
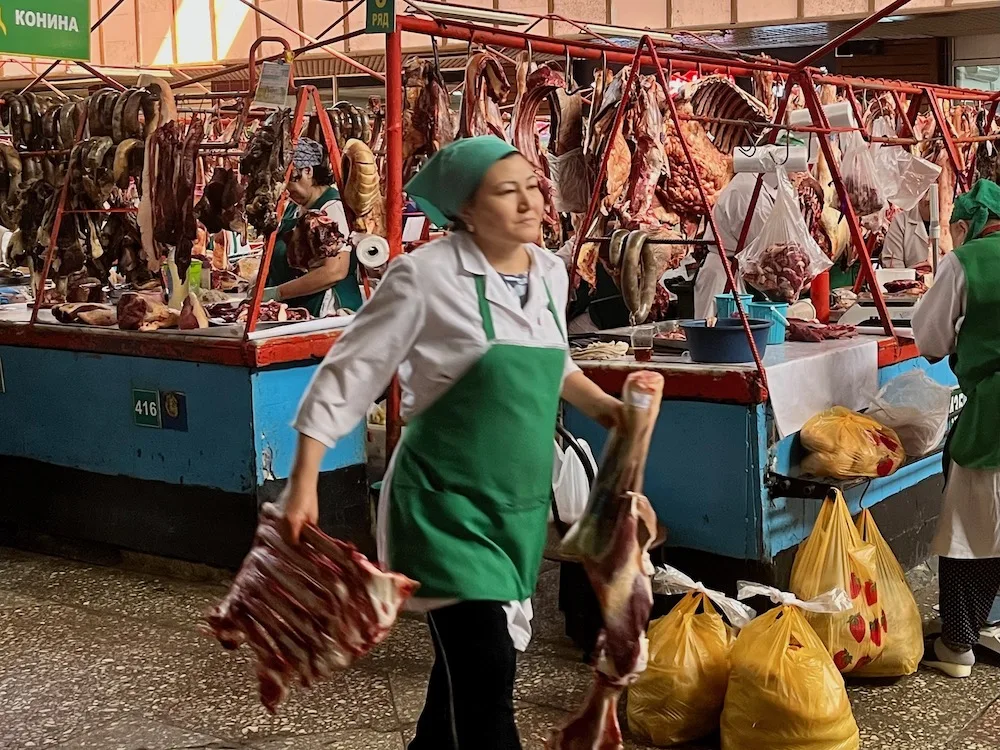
[388,275,566,601]
[265,186,364,316]
[947,231,1000,470]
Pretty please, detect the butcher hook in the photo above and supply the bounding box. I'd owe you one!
[430,36,446,88]
[564,47,585,96]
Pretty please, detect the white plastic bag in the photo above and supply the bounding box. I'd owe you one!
[869,117,903,204]
[840,131,886,217]
[865,370,952,457]
[739,167,833,302]
[891,152,942,212]
[550,437,596,526]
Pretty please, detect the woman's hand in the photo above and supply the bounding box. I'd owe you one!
[590,394,625,430]
[281,479,319,544]
[281,433,328,543]
[562,371,624,430]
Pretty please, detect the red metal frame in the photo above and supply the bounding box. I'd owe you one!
[7,0,995,428]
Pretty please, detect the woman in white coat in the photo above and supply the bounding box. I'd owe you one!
[281,135,623,749]
[914,179,1000,678]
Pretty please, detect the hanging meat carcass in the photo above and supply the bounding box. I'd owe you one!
[202,503,418,713]
[196,167,245,235]
[621,76,666,227]
[689,75,769,155]
[147,118,203,279]
[241,110,293,237]
[511,65,564,238]
[459,50,510,139]
[975,109,1000,183]
[659,95,733,222]
[402,59,454,180]
[549,371,664,750]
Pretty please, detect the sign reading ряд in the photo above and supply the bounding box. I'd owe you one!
[0,0,90,61]
[365,0,395,33]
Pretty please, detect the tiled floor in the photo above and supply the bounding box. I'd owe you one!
[1,546,999,750]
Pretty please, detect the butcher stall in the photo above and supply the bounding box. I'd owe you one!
[369,3,998,583]
[0,38,390,567]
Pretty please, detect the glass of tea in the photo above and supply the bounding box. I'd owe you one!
[631,325,655,362]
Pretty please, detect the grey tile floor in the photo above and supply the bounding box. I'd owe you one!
[1,546,999,750]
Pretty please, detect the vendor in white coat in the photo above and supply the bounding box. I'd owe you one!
[913,179,1000,679]
[694,171,777,318]
[880,197,933,269]
[281,136,623,749]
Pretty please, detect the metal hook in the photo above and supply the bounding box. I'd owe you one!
[563,46,583,95]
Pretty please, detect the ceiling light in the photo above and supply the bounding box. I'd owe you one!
[406,1,534,27]
[586,23,675,43]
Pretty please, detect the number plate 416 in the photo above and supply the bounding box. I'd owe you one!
[132,389,162,428]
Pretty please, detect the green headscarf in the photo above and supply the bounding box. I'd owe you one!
[405,136,519,228]
[952,179,1000,245]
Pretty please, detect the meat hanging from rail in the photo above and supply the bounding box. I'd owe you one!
[196,167,246,235]
[402,58,454,181]
[549,371,664,750]
[241,110,293,237]
[459,50,510,139]
[511,65,565,237]
[202,504,418,713]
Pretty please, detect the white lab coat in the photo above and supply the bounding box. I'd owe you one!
[694,173,778,318]
[881,207,930,269]
[913,252,1000,559]
[294,231,580,649]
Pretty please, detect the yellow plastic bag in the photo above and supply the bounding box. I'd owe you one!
[790,490,887,673]
[800,407,905,478]
[852,510,923,676]
[721,584,860,750]
[628,566,756,747]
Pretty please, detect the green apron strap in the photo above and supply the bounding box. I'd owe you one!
[542,279,565,341]
[474,275,496,341]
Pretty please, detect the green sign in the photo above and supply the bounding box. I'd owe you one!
[132,389,162,429]
[0,0,90,61]
[365,0,395,33]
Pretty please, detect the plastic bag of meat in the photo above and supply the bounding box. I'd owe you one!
[202,504,418,713]
[840,131,887,217]
[720,582,860,750]
[627,565,755,747]
[739,167,832,302]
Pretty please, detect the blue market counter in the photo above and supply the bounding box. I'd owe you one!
[0,324,369,568]
[568,337,956,585]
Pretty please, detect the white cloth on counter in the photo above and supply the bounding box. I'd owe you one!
[694,173,777,319]
[764,338,879,438]
[913,252,1000,559]
[293,230,579,651]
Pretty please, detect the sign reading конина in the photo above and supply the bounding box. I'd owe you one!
[0,0,90,61]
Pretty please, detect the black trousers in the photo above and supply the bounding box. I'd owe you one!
[408,601,521,750]
[939,556,1000,650]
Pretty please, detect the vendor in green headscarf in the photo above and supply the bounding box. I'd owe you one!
[263,137,363,316]
[914,178,1000,679]
[280,135,623,750]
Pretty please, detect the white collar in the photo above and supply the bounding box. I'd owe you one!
[454,231,548,324]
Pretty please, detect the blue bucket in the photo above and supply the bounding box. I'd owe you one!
[681,318,773,364]
[715,293,753,319]
[748,301,789,345]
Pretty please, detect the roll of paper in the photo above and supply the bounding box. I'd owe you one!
[355,234,390,268]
